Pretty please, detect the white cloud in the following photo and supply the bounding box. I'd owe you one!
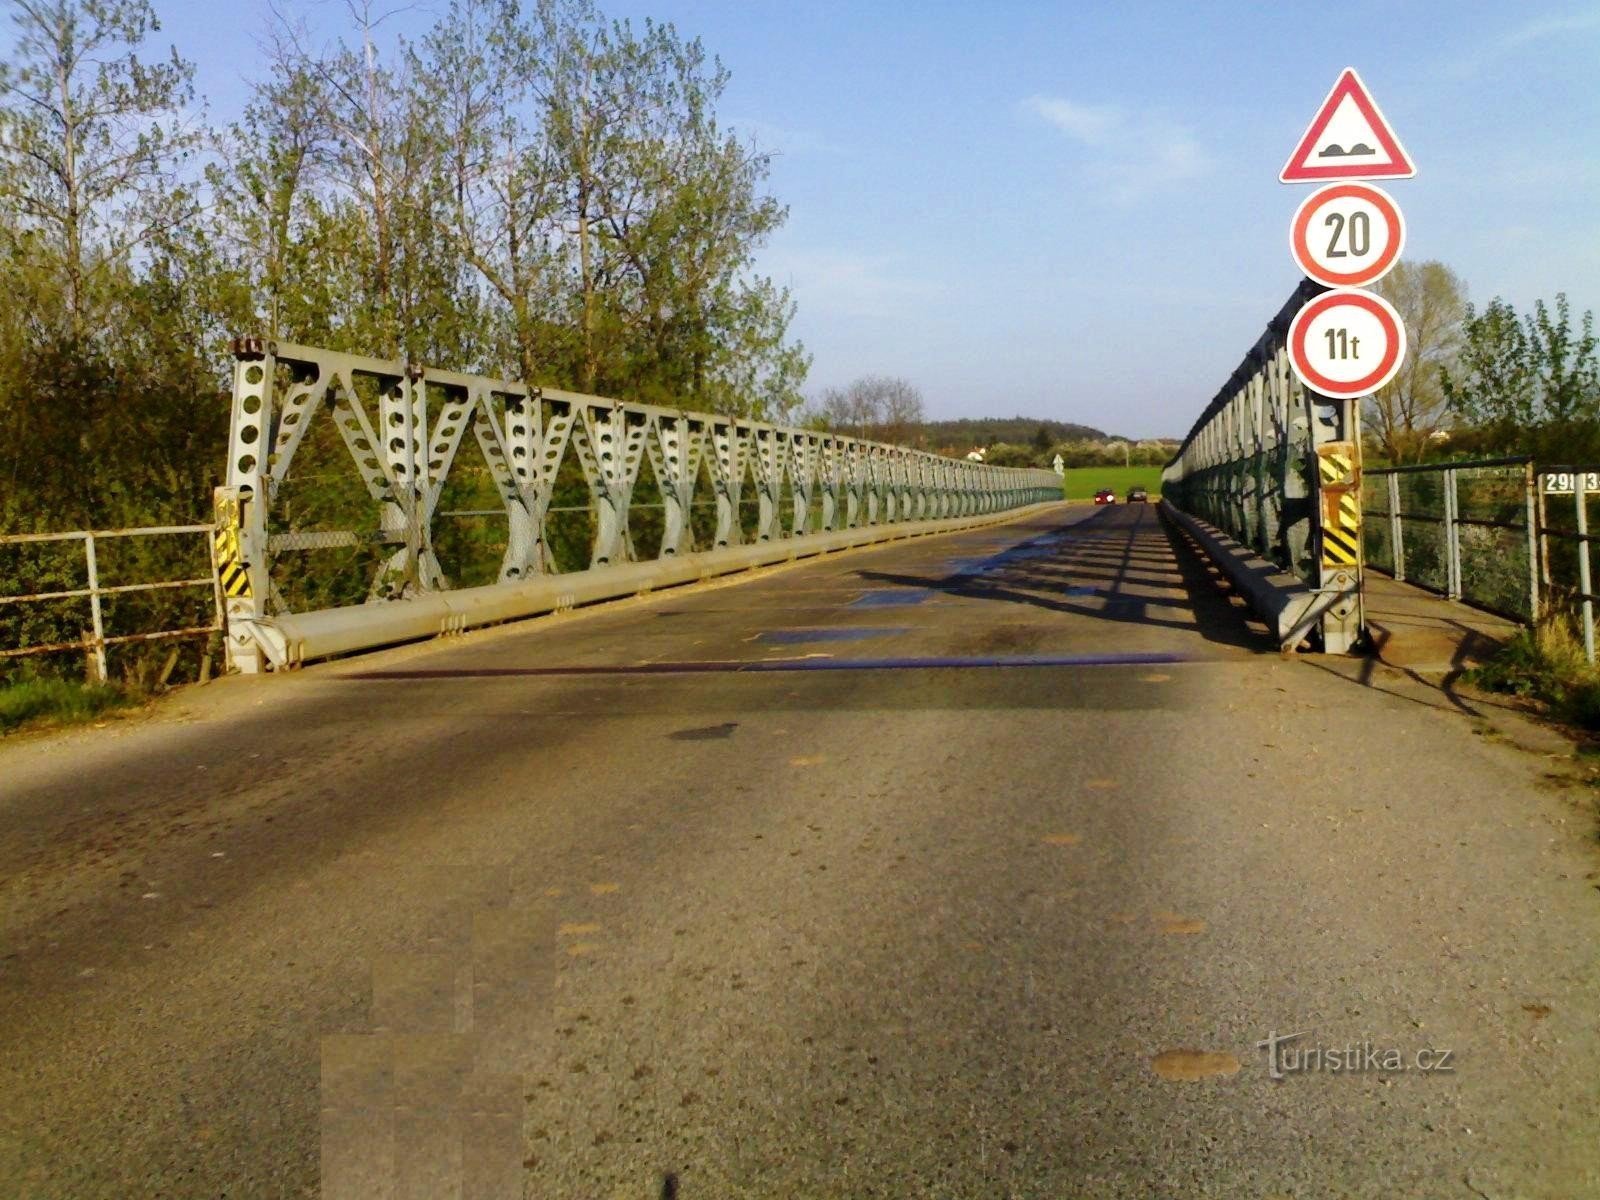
[1023,97,1120,145]
[757,248,944,321]
[1440,8,1600,78]
[1022,94,1211,202]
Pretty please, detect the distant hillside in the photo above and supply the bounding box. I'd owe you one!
[916,416,1108,450]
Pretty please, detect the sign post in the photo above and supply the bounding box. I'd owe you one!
[1280,68,1414,653]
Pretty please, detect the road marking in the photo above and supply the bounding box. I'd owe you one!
[789,755,827,767]
[1041,833,1081,846]
[1156,913,1207,935]
[589,882,620,895]
[558,922,601,936]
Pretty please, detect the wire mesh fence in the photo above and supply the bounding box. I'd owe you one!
[1361,458,1537,623]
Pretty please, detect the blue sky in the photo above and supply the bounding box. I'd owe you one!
[57,1,1600,436]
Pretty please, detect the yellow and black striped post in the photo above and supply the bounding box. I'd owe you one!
[1318,445,1361,569]
[212,494,252,601]
[1315,437,1363,652]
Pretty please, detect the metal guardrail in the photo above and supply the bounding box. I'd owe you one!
[1362,458,1600,662]
[218,339,1062,671]
[0,525,223,681]
[1361,458,1539,623]
[1160,281,1362,652]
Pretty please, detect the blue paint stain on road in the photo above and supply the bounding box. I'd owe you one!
[344,650,1193,680]
[851,589,934,608]
[757,627,910,644]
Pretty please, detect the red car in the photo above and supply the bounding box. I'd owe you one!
[1093,489,1115,505]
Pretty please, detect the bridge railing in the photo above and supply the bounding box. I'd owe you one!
[0,524,222,682]
[217,339,1061,671]
[1362,458,1539,623]
[1160,280,1363,651]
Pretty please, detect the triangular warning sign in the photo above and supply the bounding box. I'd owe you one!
[1280,68,1415,183]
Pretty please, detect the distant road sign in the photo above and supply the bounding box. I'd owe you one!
[1290,182,1405,287]
[1287,288,1407,399]
[1280,68,1415,183]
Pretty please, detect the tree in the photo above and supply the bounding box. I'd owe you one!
[0,0,201,331]
[812,375,924,443]
[1362,260,1467,463]
[0,0,220,533]
[1443,293,1600,460]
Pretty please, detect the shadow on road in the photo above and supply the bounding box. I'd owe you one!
[854,505,1270,652]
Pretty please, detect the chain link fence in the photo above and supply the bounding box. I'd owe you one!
[1362,458,1540,623]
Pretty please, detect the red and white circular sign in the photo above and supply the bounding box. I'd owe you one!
[1287,288,1406,399]
[1289,182,1405,288]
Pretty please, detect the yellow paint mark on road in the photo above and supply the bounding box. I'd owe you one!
[1140,673,1171,683]
[559,922,601,936]
[789,755,827,767]
[589,882,620,896]
[962,940,983,951]
[1155,913,1207,935]
[1041,833,1081,846]
[565,943,597,957]
[544,887,566,898]
[1151,1049,1240,1081]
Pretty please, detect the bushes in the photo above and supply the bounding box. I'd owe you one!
[1469,612,1600,729]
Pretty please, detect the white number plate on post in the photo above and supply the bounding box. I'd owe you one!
[1542,471,1600,495]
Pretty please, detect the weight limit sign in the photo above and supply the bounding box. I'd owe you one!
[1290,182,1405,288]
[1287,288,1407,400]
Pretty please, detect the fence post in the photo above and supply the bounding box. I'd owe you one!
[82,532,108,683]
[1524,461,1540,623]
[1387,472,1404,582]
[1444,467,1462,601]
[1578,475,1595,663]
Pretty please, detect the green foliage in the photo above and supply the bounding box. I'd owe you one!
[1468,613,1600,730]
[0,0,814,680]
[0,675,137,733]
[1057,465,1163,501]
[915,415,1108,451]
[1444,294,1600,461]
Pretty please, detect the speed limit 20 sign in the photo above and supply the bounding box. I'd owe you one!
[1286,288,1407,400]
[1290,182,1404,288]
[1281,68,1414,400]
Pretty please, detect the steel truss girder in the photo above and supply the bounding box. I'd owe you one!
[1159,281,1363,652]
[220,339,1062,671]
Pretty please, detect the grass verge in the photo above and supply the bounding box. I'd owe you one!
[1057,465,1164,502]
[0,677,141,735]
[1467,613,1600,729]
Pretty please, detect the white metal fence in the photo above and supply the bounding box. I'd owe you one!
[0,524,223,682]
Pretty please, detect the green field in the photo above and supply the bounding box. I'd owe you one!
[1057,465,1164,501]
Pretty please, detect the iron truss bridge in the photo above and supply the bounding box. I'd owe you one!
[217,340,1062,671]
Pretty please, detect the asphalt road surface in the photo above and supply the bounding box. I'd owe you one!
[3,503,1598,1198]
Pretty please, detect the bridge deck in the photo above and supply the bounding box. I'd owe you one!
[1,504,1596,1197]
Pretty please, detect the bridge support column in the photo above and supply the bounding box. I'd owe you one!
[1311,395,1363,654]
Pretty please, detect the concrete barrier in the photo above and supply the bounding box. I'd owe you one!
[1159,500,1351,649]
